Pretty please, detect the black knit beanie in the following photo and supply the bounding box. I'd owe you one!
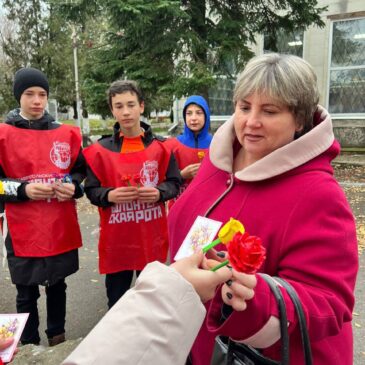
[13,67,49,103]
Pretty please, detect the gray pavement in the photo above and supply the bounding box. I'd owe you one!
[0,155,364,364]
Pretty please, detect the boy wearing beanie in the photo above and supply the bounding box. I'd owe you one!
[166,95,212,210]
[0,67,86,346]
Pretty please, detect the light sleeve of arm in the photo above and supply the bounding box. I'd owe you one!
[0,165,29,202]
[62,262,206,365]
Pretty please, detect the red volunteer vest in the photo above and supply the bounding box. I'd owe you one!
[0,123,82,257]
[166,138,208,210]
[83,140,170,274]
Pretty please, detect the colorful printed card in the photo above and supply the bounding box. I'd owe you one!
[0,313,29,363]
[174,216,222,260]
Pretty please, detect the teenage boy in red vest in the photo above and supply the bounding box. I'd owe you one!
[83,80,181,309]
[0,67,86,346]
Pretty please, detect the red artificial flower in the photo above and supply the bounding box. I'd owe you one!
[227,232,266,274]
[121,174,132,186]
[133,173,141,187]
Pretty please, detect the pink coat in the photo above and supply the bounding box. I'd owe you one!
[168,106,358,365]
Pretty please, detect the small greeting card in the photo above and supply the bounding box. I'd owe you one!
[0,313,29,363]
[174,216,222,260]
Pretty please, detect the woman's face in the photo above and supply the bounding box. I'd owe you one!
[234,92,300,165]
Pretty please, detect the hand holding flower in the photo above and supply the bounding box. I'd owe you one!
[107,186,138,204]
[138,187,160,204]
[222,270,257,311]
[171,251,232,303]
[209,233,261,312]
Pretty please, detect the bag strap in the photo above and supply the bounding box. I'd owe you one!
[273,278,313,365]
[259,274,290,365]
[223,275,312,365]
[224,274,289,365]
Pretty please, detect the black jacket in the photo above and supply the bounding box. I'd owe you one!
[84,121,182,207]
[0,109,86,286]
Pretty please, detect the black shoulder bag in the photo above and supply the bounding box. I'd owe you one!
[211,274,312,365]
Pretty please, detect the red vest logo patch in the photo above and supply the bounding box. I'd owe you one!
[140,160,159,187]
[50,141,71,169]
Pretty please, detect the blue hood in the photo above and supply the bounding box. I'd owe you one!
[177,95,212,148]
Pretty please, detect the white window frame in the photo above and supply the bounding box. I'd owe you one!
[327,17,365,119]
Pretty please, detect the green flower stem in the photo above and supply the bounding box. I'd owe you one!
[211,259,230,272]
[202,238,221,253]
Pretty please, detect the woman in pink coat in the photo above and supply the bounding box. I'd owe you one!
[168,53,358,364]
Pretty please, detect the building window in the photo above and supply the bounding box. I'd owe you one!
[329,18,365,115]
[208,77,234,116]
[263,29,304,57]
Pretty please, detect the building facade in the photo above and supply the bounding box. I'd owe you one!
[254,0,365,148]
[174,1,365,148]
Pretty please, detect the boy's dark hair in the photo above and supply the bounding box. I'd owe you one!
[107,80,144,108]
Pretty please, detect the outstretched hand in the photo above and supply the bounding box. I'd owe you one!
[171,251,232,303]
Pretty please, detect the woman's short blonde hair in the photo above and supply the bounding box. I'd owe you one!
[233,53,319,135]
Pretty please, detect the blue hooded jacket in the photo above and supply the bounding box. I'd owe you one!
[176,95,212,148]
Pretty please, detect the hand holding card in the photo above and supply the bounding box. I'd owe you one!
[0,313,29,363]
[174,216,222,261]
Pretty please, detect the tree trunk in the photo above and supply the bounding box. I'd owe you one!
[73,100,78,120]
[190,0,209,99]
